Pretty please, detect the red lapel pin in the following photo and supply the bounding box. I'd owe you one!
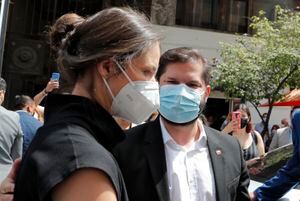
[215,149,222,156]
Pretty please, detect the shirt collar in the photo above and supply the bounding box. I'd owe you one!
[160,117,207,150]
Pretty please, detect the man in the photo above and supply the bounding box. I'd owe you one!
[14,95,42,154]
[113,47,250,201]
[0,78,23,165]
[255,113,267,135]
[269,117,293,151]
[280,118,289,128]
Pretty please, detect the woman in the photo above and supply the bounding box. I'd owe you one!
[222,104,265,162]
[12,7,160,201]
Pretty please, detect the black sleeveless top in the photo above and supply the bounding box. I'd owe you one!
[14,94,128,201]
[243,132,259,161]
[229,131,259,161]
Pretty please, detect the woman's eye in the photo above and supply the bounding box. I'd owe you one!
[143,70,151,75]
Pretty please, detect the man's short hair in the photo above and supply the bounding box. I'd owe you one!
[0,77,6,91]
[155,47,210,85]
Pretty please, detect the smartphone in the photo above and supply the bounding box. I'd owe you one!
[232,111,241,131]
[51,72,60,81]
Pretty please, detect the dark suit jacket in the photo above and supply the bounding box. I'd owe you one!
[113,118,250,201]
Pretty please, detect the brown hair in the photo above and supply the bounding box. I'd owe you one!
[49,13,84,55]
[155,47,210,85]
[56,7,160,83]
[234,104,253,133]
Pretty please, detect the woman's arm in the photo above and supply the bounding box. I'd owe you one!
[221,120,234,134]
[33,80,59,106]
[52,168,117,201]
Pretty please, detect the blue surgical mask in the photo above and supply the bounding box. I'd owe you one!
[159,84,204,123]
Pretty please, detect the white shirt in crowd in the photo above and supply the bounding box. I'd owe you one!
[160,118,216,201]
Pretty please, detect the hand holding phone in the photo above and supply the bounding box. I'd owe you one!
[232,111,241,131]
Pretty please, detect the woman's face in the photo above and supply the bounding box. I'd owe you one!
[106,42,161,97]
[240,110,249,119]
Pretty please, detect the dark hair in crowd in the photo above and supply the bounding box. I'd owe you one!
[49,13,84,55]
[271,124,280,131]
[14,95,34,110]
[234,103,253,133]
[155,47,210,85]
[54,7,160,84]
[0,77,6,91]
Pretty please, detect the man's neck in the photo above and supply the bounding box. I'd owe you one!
[162,118,201,148]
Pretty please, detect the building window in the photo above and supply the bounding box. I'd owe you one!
[150,0,299,34]
[175,0,249,33]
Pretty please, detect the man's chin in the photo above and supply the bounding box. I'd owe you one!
[161,115,198,126]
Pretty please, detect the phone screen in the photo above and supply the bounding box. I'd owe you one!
[51,72,60,81]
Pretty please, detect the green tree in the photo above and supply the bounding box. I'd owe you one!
[212,5,300,137]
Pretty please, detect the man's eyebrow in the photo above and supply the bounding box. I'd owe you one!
[187,80,201,84]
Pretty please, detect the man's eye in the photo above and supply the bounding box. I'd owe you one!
[167,80,179,84]
[187,84,200,88]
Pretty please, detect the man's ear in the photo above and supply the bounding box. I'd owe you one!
[205,85,211,101]
[26,105,31,113]
[0,90,5,104]
[96,60,115,79]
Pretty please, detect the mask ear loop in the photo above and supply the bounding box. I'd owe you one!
[114,61,135,86]
[197,89,206,116]
[102,77,115,99]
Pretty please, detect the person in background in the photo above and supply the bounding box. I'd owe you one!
[32,79,59,122]
[251,106,300,200]
[113,47,250,201]
[220,112,232,131]
[280,118,289,128]
[14,95,42,154]
[0,78,23,165]
[255,112,267,135]
[269,113,293,151]
[265,124,280,151]
[222,104,265,162]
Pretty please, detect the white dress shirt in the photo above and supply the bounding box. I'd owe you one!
[160,118,216,201]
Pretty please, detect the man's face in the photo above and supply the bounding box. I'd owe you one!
[281,119,289,127]
[0,90,5,105]
[159,61,211,103]
[262,113,267,121]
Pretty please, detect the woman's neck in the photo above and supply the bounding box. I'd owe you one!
[72,70,112,114]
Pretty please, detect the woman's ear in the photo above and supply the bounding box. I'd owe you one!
[96,60,115,79]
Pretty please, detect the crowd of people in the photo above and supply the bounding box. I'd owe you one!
[0,6,299,201]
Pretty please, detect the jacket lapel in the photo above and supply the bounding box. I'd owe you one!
[205,126,226,201]
[143,118,170,201]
